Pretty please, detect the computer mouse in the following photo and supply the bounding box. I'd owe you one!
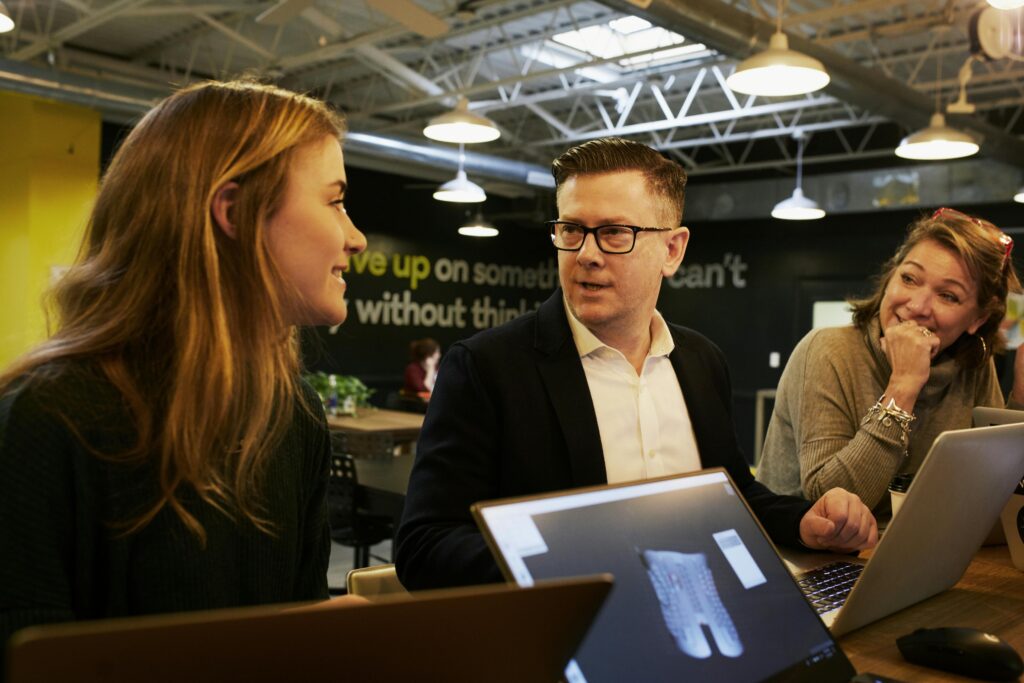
[896,627,1024,681]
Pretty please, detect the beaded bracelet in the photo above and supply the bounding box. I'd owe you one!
[862,395,915,448]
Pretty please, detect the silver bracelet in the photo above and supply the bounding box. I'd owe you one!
[863,394,915,448]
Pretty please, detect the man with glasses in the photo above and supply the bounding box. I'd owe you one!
[396,137,877,590]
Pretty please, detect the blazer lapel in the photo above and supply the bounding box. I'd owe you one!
[534,290,607,486]
[668,329,727,468]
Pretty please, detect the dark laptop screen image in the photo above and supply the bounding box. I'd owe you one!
[476,471,855,683]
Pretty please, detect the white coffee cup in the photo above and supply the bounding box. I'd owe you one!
[888,473,914,519]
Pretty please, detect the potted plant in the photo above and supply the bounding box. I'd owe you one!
[302,371,375,416]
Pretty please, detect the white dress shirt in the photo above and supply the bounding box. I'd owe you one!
[564,300,702,484]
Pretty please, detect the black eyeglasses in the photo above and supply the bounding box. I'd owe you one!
[547,221,673,254]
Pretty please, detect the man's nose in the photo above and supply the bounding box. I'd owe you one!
[575,231,603,264]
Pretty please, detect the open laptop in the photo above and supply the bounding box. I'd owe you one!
[783,421,1024,636]
[473,469,858,683]
[973,405,1024,427]
[6,576,611,683]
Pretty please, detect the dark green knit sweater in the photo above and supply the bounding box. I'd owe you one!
[0,364,331,663]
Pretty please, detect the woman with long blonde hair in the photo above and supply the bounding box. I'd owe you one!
[0,81,366,646]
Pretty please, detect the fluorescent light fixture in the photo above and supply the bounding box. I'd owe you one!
[433,169,486,203]
[987,0,1024,8]
[726,31,830,97]
[0,1,14,33]
[773,132,824,220]
[772,188,825,220]
[458,212,499,237]
[1014,186,1024,203]
[894,112,979,160]
[423,97,500,144]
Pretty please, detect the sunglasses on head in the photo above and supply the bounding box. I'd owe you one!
[931,207,1014,269]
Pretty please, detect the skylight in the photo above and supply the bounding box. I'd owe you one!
[550,16,705,69]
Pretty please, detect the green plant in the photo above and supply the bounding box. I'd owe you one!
[302,371,375,408]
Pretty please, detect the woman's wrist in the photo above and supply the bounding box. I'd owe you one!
[881,381,921,413]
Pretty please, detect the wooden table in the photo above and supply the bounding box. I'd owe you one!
[840,546,1024,681]
[327,408,424,459]
[327,408,424,439]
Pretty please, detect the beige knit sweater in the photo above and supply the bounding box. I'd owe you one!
[756,319,1012,511]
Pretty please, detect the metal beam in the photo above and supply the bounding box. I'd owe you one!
[353,44,446,98]
[9,0,155,62]
[600,0,1024,168]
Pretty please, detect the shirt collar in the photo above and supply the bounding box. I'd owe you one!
[563,296,676,359]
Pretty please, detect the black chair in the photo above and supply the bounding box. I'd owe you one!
[385,390,429,415]
[327,452,393,570]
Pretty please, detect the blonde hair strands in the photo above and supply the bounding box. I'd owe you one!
[0,81,346,542]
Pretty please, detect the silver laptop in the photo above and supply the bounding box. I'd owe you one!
[973,405,1024,427]
[784,421,1024,636]
[473,469,858,683]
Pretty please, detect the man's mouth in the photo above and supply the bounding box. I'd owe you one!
[579,282,606,291]
[332,267,346,284]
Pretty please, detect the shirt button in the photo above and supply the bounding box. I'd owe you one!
[648,450,656,459]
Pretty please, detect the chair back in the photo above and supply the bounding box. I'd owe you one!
[327,453,358,536]
[346,564,407,598]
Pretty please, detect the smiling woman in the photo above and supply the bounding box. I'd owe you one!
[757,208,1024,512]
[0,81,365,654]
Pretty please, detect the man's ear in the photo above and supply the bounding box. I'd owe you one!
[210,181,240,239]
[662,226,689,277]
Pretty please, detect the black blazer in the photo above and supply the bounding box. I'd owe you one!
[395,290,811,590]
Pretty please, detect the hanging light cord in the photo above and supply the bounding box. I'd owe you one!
[795,132,805,191]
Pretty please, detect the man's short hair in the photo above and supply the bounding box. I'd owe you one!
[551,137,688,225]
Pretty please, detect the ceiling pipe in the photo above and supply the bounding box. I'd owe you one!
[0,57,553,189]
[601,0,1024,169]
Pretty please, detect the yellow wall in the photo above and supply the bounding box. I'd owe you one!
[0,91,100,367]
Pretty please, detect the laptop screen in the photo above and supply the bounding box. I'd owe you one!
[475,470,856,683]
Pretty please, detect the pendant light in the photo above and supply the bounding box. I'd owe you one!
[772,132,825,220]
[725,0,829,97]
[0,2,14,33]
[458,210,499,237]
[895,40,979,161]
[987,0,1024,8]
[423,97,500,144]
[894,112,979,160]
[1014,187,1024,203]
[434,144,486,203]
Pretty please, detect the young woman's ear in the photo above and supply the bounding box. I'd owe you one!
[211,181,240,239]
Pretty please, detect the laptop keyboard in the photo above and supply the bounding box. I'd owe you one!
[795,561,864,614]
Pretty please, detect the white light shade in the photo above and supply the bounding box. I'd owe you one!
[772,187,825,220]
[725,32,830,97]
[433,169,486,203]
[894,112,979,160]
[423,97,500,144]
[459,210,498,237]
[0,2,14,33]
[1015,186,1024,203]
[987,0,1024,8]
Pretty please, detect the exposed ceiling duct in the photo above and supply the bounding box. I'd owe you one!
[0,57,551,194]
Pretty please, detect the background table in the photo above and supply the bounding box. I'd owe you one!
[840,546,1024,681]
[327,408,424,459]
